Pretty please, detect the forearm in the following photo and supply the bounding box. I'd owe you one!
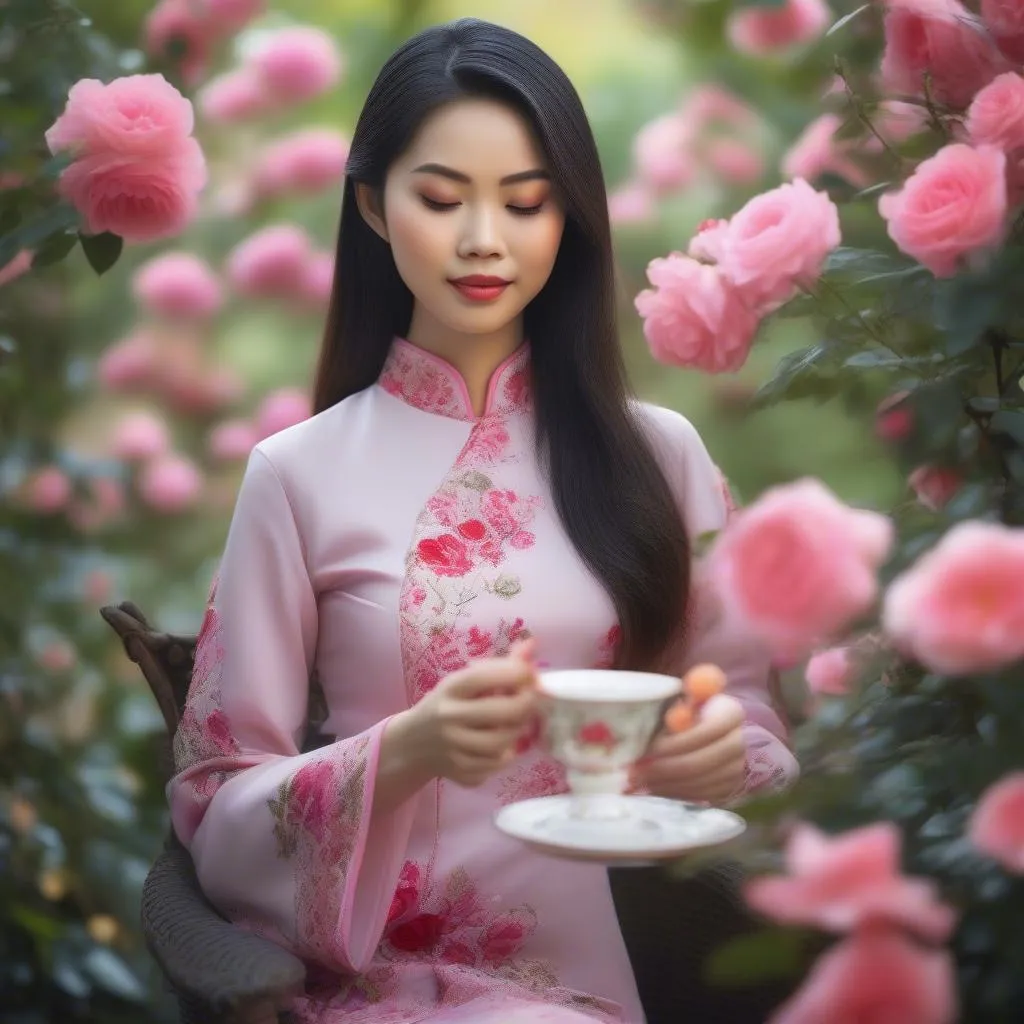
[371,711,434,818]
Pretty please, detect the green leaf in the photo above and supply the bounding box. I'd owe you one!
[31,231,78,268]
[753,342,840,407]
[705,928,809,986]
[78,231,123,275]
[0,203,79,268]
[827,3,870,35]
[825,247,914,277]
[83,947,147,1001]
[991,410,1024,445]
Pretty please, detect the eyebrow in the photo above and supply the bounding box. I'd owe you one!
[411,162,549,186]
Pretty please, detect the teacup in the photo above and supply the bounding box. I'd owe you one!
[536,669,681,814]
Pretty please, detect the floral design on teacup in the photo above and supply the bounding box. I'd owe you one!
[576,720,618,753]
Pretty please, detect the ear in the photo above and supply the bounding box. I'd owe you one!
[355,183,389,243]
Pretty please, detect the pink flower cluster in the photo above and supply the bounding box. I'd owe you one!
[144,0,266,85]
[883,521,1024,675]
[708,478,893,661]
[133,252,223,320]
[226,223,333,306]
[748,823,958,1024]
[610,85,763,223]
[45,75,206,244]
[634,180,840,373]
[253,128,350,199]
[198,25,343,123]
[727,0,831,56]
[874,0,1024,275]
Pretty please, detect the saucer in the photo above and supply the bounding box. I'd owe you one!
[494,794,747,865]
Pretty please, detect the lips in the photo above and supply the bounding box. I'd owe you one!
[449,275,511,303]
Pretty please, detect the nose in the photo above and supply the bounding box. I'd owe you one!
[457,205,504,260]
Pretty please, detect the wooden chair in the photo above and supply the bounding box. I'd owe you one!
[102,600,789,1024]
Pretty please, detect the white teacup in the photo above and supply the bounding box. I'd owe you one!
[536,669,681,808]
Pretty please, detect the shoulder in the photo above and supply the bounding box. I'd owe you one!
[253,388,373,485]
[632,400,729,536]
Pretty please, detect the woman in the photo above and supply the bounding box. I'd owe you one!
[168,18,797,1023]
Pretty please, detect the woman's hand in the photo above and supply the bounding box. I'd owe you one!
[631,694,747,805]
[384,640,539,791]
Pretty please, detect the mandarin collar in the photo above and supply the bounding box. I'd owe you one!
[377,338,532,422]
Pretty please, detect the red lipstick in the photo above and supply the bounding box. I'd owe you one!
[449,274,511,302]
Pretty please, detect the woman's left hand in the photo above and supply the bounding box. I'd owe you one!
[631,694,747,805]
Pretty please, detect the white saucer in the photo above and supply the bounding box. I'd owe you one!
[494,794,747,865]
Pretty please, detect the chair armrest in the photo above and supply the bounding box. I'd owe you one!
[142,840,306,1012]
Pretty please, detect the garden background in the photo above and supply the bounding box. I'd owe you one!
[1,0,910,1020]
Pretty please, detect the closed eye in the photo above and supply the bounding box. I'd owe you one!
[508,203,545,216]
[420,196,460,212]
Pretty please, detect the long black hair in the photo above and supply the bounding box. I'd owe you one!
[313,18,691,670]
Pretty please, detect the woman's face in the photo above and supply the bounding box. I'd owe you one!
[366,96,566,351]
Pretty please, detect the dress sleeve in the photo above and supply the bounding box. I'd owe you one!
[167,447,416,973]
[644,407,800,797]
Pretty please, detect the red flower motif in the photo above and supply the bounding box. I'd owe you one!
[286,760,335,844]
[466,626,493,658]
[204,708,236,755]
[480,914,528,965]
[387,861,421,923]
[441,941,477,966]
[578,721,617,748]
[388,912,444,953]
[457,518,487,541]
[416,534,473,577]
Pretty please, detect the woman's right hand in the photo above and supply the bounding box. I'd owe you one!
[391,639,539,788]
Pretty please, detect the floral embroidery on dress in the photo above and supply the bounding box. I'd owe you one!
[266,736,371,964]
[173,603,240,778]
[382,862,555,983]
[400,414,542,702]
[496,756,568,806]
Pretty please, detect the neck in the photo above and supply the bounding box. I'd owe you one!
[405,310,523,418]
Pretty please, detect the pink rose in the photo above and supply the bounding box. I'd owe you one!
[969,772,1024,871]
[226,224,312,297]
[632,113,695,193]
[727,0,831,55]
[111,411,171,461]
[133,252,223,319]
[908,464,961,511]
[24,467,72,513]
[208,419,258,461]
[880,0,1006,109]
[254,129,349,197]
[45,75,195,160]
[875,390,913,441]
[709,478,893,659]
[781,114,868,188]
[704,139,764,185]
[966,72,1024,157]
[716,179,841,309]
[681,84,759,131]
[879,143,1007,278]
[608,181,654,226]
[143,0,211,85]
[57,141,207,244]
[248,26,343,103]
[687,218,730,264]
[634,255,760,373]
[882,520,1024,674]
[746,822,956,941]
[198,69,272,123]
[805,647,853,696]
[982,0,1024,60]
[205,0,265,33]
[39,640,77,673]
[0,251,32,289]
[138,454,203,512]
[298,251,335,307]
[769,929,957,1024]
[96,331,158,391]
[256,387,311,440]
